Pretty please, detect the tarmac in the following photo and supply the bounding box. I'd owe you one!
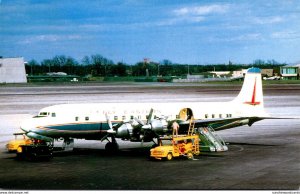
[0,82,299,190]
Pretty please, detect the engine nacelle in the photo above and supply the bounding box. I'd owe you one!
[26,132,53,142]
[150,119,169,135]
[116,123,133,138]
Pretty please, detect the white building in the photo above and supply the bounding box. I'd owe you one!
[232,69,248,78]
[0,57,27,83]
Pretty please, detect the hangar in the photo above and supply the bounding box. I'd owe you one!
[0,57,27,83]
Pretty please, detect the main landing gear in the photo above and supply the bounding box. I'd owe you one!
[105,136,119,153]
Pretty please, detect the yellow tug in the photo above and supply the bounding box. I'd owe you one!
[6,133,32,152]
[150,117,200,161]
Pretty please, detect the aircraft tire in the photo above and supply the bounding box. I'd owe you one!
[105,142,119,153]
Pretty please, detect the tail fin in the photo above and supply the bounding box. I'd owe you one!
[233,68,266,116]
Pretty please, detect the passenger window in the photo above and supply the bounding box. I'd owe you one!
[75,117,79,121]
[130,115,134,119]
[205,114,208,118]
[51,113,56,117]
[176,115,179,119]
[114,116,118,120]
[122,116,126,120]
[219,114,222,118]
[212,114,215,118]
[85,117,89,121]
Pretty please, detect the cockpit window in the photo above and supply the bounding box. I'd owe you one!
[51,113,56,117]
[39,112,49,117]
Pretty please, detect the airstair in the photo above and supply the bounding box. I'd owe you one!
[188,117,200,154]
[197,126,228,152]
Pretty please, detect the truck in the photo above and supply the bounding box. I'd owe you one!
[6,133,32,152]
[16,139,53,161]
[150,134,200,161]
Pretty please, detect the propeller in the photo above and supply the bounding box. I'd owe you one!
[105,113,116,134]
[100,113,116,142]
[133,108,155,144]
[141,108,154,131]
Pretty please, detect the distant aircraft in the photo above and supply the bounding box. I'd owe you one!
[20,68,276,152]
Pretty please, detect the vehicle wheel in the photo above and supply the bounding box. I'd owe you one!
[29,152,38,161]
[16,153,24,161]
[187,152,194,160]
[166,153,173,161]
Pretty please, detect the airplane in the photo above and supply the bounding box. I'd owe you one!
[19,67,274,153]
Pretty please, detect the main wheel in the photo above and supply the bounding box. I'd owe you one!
[105,142,119,153]
[166,152,173,161]
[187,152,194,160]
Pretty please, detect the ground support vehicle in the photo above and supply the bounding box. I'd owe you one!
[16,140,53,161]
[150,117,200,160]
[150,134,200,161]
[6,133,32,152]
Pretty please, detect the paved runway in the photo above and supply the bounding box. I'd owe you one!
[0,82,299,190]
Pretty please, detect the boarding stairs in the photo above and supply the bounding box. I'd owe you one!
[188,116,196,136]
[197,126,228,152]
[188,117,200,155]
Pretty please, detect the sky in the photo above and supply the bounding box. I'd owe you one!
[1,0,300,64]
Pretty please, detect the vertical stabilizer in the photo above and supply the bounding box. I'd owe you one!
[233,68,266,116]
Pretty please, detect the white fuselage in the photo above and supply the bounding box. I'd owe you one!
[20,100,266,140]
[20,68,268,141]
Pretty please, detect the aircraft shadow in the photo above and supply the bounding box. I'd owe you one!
[227,142,278,147]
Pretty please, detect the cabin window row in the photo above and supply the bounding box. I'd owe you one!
[204,114,232,119]
[74,115,158,122]
[75,116,89,121]
[74,114,233,122]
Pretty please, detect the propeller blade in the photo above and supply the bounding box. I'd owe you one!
[142,124,151,131]
[134,117,145,126]
[107,129,116,134]
[100,134,109,142]
[105,113,113,130]
[146,108,154,124]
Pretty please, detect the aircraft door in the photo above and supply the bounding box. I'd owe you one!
[179,108,193,121]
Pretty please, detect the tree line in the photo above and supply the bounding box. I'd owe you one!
[25,55,286,77]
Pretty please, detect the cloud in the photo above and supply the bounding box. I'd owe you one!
[155,16,205,26]
[252,16,284,25]
[158,4,229,26]
[209,33,263,43]
[18,34,82,44]
[271,30,300,39]
[173,4,229,16]
[233,33,263,41]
